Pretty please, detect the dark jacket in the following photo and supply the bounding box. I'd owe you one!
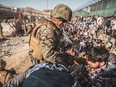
[70,62,116,87]
[2,62,73,87]
[23,69,73,87]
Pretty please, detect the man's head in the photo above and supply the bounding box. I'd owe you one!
[87,46,109,69]
[108,53,116,64]
[55,53,74,67]
[51,4,72,29]
[52,4,72,22]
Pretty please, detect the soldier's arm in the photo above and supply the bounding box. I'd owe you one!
[2,72,26,87]
[38,26,65,60]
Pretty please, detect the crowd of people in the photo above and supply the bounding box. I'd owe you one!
[0,3,116,87]
[62,15,116,57]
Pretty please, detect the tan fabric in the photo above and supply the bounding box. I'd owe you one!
[29,19,57,62]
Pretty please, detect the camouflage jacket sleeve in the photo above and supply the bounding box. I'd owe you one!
[37,25,65,60]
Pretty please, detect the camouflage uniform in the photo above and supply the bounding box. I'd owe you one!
[22,23,35,35]
[35,20,70,62]
[30,4,72,63]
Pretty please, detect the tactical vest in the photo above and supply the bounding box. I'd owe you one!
[29,19,58,62]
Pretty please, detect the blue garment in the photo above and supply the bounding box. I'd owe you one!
[26,62,68,77]
[2,62,69,87]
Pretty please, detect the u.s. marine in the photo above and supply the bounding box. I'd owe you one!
[29,4,73,64]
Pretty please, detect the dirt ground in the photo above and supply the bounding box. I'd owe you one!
[0,36,33,73]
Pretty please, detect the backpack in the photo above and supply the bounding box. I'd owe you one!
[22,69,73,87]
[29,19,58,62]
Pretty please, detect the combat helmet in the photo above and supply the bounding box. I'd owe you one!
[52,4,72,21]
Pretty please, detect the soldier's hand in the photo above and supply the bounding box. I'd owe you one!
[66,48,75,56]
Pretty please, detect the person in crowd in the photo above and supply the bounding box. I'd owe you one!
[0,59,16,86]
[29,4,73,64]
[2,53,74,87]
[111,16,116,37]
[70,46,116,87]
[0,20,3,39]
[108,53,116,64]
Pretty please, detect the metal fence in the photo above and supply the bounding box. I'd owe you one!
[73,0,116,17]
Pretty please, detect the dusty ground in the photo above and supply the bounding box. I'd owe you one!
[0,36,33,73]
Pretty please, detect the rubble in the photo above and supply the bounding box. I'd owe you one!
[0,36,32,73]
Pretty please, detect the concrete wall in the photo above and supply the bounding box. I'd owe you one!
[1,23,16,36]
